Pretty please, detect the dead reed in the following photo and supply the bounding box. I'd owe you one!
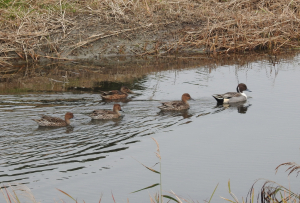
[182,0,300,54]
[1,0,300,64]
[254,161,300,203]
[223,161,300,203]
[1,183,38,203]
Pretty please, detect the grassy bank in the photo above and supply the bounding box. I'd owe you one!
[1,0,300,64]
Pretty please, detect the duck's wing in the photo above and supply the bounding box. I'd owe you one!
[224,92,242,98]
[90,109,115,116]
[214,92,240,99]
[161,101,174,107]
[100,90,122,96]
[32,115,66,126]
[41,115,65,123]
[159,101,184,109]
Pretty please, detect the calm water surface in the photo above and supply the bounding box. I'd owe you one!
[1,55,300,202]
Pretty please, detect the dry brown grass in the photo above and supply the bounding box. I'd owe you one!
[183,0,300,53]
[1,0,300,63]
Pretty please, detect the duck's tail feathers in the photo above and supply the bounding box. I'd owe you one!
[100,92,107,96]
[158,104,169,110]
[212,94,224,104]
[32,119,39,123]
[157,106,164,110]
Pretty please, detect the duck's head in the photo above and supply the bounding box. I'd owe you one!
[237,83,251,93]
[120,86,134,94]
[181,93,194,102]
[65,112,74,123]
[113,104,123,112]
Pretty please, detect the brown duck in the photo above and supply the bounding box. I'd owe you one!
[158,93,194,111]
[89,104,123,119]
[100,86,133,100]
[32,112,74,127]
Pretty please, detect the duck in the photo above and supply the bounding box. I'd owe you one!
[158,93,194,111]
[89,104,123,119]
[100,86,133,100]
[32,112,74,127]
[212,83,252,104]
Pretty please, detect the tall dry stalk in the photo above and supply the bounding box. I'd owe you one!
[1,183,39,203]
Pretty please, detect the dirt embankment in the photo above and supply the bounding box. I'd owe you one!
[1,0,300,65]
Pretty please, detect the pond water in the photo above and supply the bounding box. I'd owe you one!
[1,54,300,202]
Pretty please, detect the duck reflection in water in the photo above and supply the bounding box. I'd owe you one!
[158,109,193,119]
[214,102,252,114]
[89,116,123,127]
[35,125,74,133]
[101,97,132,104]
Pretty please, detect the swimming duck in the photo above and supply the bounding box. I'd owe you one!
[32,112,74,127]
[100,86,133,100]
[158,93,194,111]
[212,83,252,104]
[89,104,123,119]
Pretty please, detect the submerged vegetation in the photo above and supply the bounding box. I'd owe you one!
[1,0,300,64]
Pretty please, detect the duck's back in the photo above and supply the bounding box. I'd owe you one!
[101,90,127,100]
[158,101,189,110]
[213,92,246,103]
[89,109,119,119]
[33,115,67,127]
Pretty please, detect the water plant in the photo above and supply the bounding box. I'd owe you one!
[0,183,38,203]
[257,162,300,203]
[221,162,300,203]
[132,138,218,203]
[131,137,178,203]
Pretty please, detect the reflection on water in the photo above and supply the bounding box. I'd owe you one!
[1,53,300,202]
[157,109,193,119]
[89,116,124,125]
[36,125,75,134]
[214,102,252,114]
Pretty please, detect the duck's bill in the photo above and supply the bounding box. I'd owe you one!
[190,97,195,101]
[246,89,252,92]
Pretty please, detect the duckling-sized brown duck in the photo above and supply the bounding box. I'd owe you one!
[32,112,74,127]
[89,104,123,119]
[158,93,194,111]
[100,86,133,100]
